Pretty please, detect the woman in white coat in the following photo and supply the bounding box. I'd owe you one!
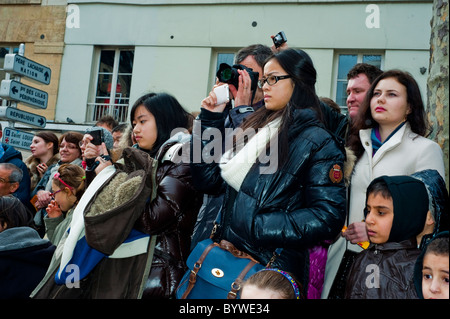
[323,69,445,298]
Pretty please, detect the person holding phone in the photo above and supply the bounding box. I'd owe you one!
[25,131,60,192]
[31,131,84,236]
[79,127,115,184]
[190,49,347,298]
[190,43,274,249]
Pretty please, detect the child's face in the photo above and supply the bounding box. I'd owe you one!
[422,252,449,299]
[365,192,394,244]
[51,181,75,212]
[240,284,284,299]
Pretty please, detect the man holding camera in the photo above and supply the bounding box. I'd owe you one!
[220,44,273,128]
[190,43,273,249]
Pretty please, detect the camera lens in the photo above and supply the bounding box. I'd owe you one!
[221,68,233,81]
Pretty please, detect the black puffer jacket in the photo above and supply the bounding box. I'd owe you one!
[190,107,347,293]
[135,138,203,298]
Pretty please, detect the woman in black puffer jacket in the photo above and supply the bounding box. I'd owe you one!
[190,49,347,298]
[131,93,203,298]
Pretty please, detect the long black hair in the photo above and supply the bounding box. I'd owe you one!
[239,49,323,165]
[129,92,193,157]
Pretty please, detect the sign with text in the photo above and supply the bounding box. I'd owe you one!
[0,106,46,128]
[3,54,51,85]
[0,79,48,109]
[2,127,34,150]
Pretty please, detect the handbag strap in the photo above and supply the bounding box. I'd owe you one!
[227,259,257,299]
[181,241,216,299]
[218,240,260,264]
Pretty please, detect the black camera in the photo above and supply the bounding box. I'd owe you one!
[273,31,287,48]
[216,63,259,91]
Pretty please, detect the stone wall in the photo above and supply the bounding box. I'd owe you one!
[427,0,449,188]
[0,3,66,121]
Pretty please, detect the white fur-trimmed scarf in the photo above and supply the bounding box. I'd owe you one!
[219,117,281,191]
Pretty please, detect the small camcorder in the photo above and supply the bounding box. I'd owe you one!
[216,63,259,91]
[273,31,287,48]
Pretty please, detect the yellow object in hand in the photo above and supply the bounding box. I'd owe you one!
[341,226,370,249]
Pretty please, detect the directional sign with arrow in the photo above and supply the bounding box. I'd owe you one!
[3,54,51,85]
[0,79,48,109]
[0,106,46,128]
[2,127,34,150]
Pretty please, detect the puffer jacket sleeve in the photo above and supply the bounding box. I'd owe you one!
[252,133,347,249]
[134,161,198,234]
[190,108,227,195]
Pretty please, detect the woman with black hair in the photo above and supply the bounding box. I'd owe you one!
[190,49,347,298]
[129,92,203,298]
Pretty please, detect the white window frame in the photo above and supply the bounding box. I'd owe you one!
[87,46,134,123]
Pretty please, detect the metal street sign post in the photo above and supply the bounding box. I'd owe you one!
[0,106,46,128]
[3,53,51,85]
[0,79,48,109]
[0,44,49,135]
[1,127,34,150]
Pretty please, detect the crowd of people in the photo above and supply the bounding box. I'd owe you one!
[0,40,448,300]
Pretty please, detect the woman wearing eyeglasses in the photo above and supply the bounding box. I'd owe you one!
[190,49,347,299]
[44,164,86,246]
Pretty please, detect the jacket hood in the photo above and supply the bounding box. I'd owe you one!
[133,131,191,161]
[0,227,50,251]
[413,231,449,299]
[367,175,429,243]
[411,169,449,249]
[289,108,324,139]
[1,143,23,162]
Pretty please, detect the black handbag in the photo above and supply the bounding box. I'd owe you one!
[327,249,358,299]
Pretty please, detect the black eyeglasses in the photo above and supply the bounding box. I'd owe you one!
[257,75,292,89]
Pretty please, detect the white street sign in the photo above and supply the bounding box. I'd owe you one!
[0,80,48,109]
[0,106,46,128]
[3,54,51,85]
[2,127,34,150]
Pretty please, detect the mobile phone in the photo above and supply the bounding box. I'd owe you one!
[89,128,104,145]
[213,84,230,105]
[273,31,287,48]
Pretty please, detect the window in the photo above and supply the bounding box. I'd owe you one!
[335,53,383,112]
[216,53,235,72]
[0,45,19,107]
[87,48,134,123]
